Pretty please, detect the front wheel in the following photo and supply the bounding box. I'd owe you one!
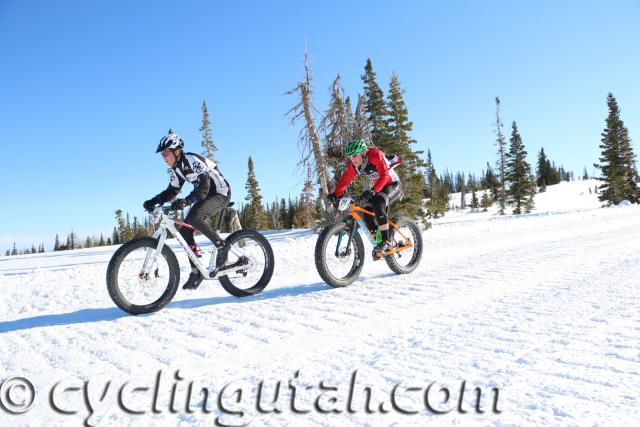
[106,237,180,315]
[216,230,275,297]
[315,221,365,287]
[385,218,423,274]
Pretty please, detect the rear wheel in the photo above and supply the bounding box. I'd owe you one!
[106,237,180,315]
[216,230,274,297]
[385,218,423,274]
[314,221,365,287]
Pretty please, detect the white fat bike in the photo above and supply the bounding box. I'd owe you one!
[106,203,274,315]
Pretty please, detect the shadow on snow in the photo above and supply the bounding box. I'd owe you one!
[0,281,331,334]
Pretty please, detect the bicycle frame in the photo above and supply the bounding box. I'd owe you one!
[143,207,247,279]
[338,197,413,257]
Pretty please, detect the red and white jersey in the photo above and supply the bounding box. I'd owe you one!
[333,148,401,197]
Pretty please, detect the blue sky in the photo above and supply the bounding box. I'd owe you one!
[1,0,639,251]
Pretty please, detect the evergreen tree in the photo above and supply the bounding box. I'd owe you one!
[385,71,427,218]
[99,233,105,246]
[296,167,317,228]
[424,150,449,218]
[85,236,92,248]
[320,74,350,186]
[200,100,218,161]
[66,231,77,250]
[287,198,296,229]
[582,166,589,180]
[344,96,355,141]
[54,234,61,251]
[30,243,36,254]
[115,210,128,243]
[536,147,551,192]
[494,97,508,214]
[4,249,9,256]
[39,242,45,253]
[352,94,372,142]
[480,191,492,211]
[107,237,112,245]
[505,122,536,214]
[471,188,479,209]
[11,242,17,256]
[244,156,267,230]
[112,227,120,245]
[361,59,388,148]
[278,198,289,229]
[594,93,640,204]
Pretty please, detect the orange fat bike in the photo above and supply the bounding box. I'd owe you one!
[314,195,423,287]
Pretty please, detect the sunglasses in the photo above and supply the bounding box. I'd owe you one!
[160,150,173,158]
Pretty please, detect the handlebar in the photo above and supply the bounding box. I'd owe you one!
[333,194,366,212]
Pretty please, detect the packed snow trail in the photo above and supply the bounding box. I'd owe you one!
[1,187,639,425]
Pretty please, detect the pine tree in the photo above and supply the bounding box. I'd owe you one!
[344,96,355,142]
[582,166,589,180]
[424,150,449,218]
[594,93,640,204]
[115,210,128,243]
[84,236,92,248]
[385,71,427,218]
[480,191,492,211]
[30,243,36,254]
[107,237,112,245]
[99,233,105,246]
[11,242,17,256]
[471,189,479,209]
[352,94,372,142]
[39,242,45,253]
[4,249,9,256]
[320,74,350,186]
[200,100,218,162]
[54,234,61,251]
[494,97,508,214]
[536,147,551,192]
[483,162,499,199]
[361,59,388,148]
[286,47,330,209]
[244,156,267,230]
[287,198,296,229]
[296,167,317,228]
[112,227,120,245]
[66,230,77,250]
[506,121,536,214]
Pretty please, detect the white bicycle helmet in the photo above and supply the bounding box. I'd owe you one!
[155,133,184,153]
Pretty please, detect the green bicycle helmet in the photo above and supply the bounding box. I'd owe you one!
[344,139,368,156]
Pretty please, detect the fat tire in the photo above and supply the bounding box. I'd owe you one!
[216,230,274,297]
[106,237,180,315]
[315,221,365,287]
[385,218,423,274]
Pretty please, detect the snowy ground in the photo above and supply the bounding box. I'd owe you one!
[1,180,639,426]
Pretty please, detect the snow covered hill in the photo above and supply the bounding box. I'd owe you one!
[1,180,639,426]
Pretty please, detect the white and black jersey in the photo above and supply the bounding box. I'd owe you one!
[156,152,231,204]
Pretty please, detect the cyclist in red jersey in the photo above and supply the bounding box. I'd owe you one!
[327,139,403,255]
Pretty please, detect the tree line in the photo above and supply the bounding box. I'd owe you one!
[4,61,638,256]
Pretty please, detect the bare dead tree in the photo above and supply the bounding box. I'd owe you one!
[285,47,329,209]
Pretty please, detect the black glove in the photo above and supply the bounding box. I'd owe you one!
[171,198,191,211]
[327,193,338,204]
[361,189,375,201]
[143,197,161,213]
